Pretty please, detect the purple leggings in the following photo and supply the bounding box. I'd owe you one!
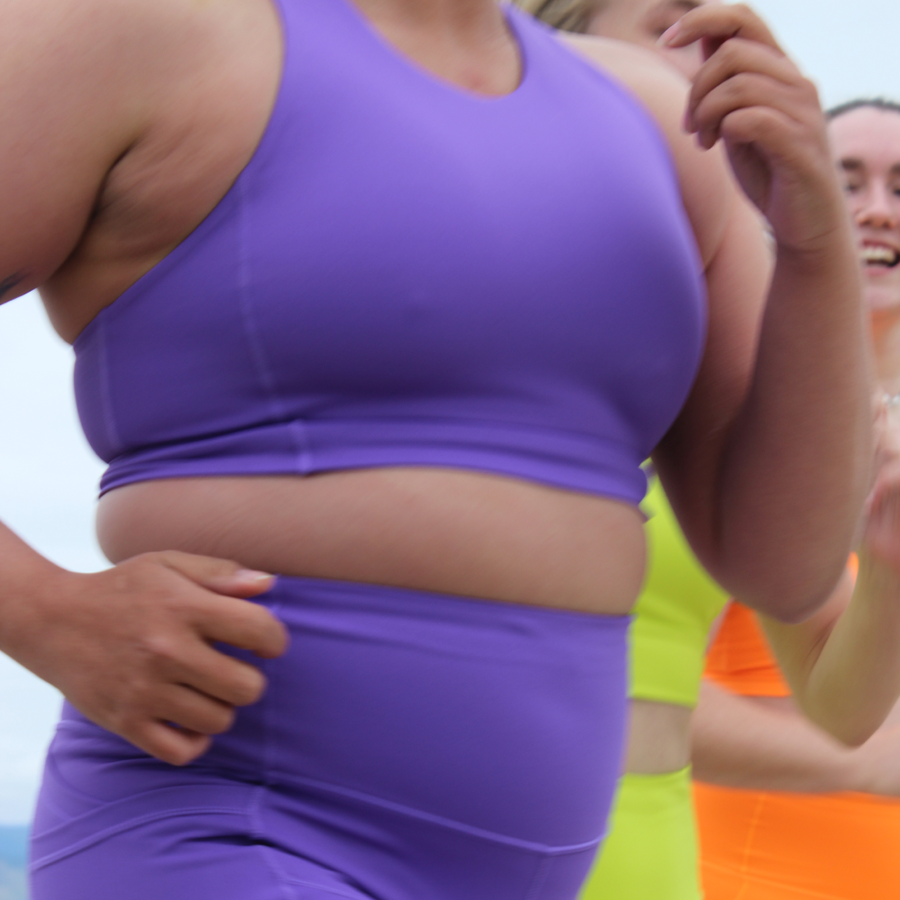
[30,576,629,899]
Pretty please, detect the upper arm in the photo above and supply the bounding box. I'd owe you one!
[0,0,189,304]
[655,199,773,574]
[562,34,774,577]
[0,0,148,301]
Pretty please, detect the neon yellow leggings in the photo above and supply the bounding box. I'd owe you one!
[579,767,702,900]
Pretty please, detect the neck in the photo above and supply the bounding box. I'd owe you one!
[349,0,519,97]
[355,0,504,31]
[871,308,900,396]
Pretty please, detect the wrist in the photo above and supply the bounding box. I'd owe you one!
[0,557,74,661]
[773,218,857,273]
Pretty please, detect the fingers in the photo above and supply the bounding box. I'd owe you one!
[167,641,269,707]
[154,549,276,598]
[864,461,900,563]
[153,684,236,735]
[682,39,819,155]
[686,38,808,137]
[193,593,289,659]
[131,720,213,767]
[660,3,782,57]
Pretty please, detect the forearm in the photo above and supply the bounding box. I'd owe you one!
[691,681,862,793]
[717,234,871,620]
[785,550,900,745]
[0,519,67,660]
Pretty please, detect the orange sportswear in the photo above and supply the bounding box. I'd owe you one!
[695,585,900,900]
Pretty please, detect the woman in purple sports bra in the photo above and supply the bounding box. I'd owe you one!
[0,0,874,897]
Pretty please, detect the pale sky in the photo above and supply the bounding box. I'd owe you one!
[1,0,899,824]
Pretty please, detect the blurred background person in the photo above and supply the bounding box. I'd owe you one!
[693,99,900,900]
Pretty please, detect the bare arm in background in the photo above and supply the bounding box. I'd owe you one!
[570,5,871,624]
[692,680,900,796]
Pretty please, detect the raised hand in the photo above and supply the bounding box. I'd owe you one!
[3,551,288,766]
[862,451,900,574]
[661,4,844,255]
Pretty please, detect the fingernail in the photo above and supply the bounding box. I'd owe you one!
[658,21,682,46]
[236,569,274,582]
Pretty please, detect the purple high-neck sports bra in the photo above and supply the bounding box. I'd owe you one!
[73,0,706,505]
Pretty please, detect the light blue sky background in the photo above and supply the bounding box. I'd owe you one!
[2,0,899,824]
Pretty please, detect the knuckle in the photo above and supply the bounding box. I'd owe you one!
[717,39,743,67]
[140,632,182,666]
[108,705,140,737]
[720,72,754,103]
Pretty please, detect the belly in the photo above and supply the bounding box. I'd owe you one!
[625,700,694,774]
[96,468,647,614]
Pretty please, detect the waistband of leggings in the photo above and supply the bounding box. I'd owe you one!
[262,573,632,626]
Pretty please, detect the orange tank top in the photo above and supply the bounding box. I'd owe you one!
[695,565,900,900]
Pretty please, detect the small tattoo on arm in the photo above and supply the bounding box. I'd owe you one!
[0,273,25,301]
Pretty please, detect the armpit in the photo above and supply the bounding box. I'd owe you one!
[0,273,25,302]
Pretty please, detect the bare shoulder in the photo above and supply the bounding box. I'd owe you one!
[0,0,208,297]
[559,33,735,266]
[2,0,221,134]
[2,0,280,332]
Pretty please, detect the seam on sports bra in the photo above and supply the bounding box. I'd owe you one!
[97,317,124,457]
[236,177,312,473]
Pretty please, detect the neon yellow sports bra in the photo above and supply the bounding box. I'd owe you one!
[630,477,729,707]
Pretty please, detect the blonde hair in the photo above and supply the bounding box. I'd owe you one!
[513,0,608,34]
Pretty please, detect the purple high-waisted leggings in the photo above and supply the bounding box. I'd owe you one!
[30,576,629,900]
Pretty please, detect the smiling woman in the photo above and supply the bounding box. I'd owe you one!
[830,100,900,313]
[692,99,900,900]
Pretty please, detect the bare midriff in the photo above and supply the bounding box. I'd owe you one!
[97,468,647,615]
[625,700,694,774]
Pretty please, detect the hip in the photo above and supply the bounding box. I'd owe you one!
[32,576,632,899]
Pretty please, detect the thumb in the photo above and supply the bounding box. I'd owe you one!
[153,550,276,598]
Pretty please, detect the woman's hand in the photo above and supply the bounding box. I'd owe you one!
[3,551,288,766]
[862,453,900,574]
[662,4,843,255]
